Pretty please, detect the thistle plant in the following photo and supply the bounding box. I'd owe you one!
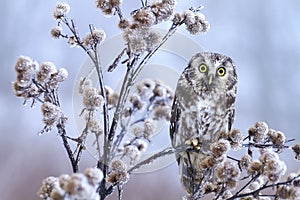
[12,1,300,200]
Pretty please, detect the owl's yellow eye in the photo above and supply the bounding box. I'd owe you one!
[217,67,226,76]
[199,64,207,73]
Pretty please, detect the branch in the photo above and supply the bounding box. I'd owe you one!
[57,123,78,172]
[128,145,187,173]
[227,175,300,200]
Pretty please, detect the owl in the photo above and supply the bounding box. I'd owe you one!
[170,52,237,197]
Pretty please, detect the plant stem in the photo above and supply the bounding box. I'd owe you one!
[128,145,187,173]
[57,123,78,172]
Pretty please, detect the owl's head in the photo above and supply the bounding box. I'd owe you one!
[184,52,237,93]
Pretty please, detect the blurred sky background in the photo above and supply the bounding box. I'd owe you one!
[1,0,300,200]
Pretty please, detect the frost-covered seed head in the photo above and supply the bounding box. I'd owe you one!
[131,7,156,27]
[172,13,182,25]
[153,105,171,120]
[240,154,252,170]
[36,62,57,83]
[183,8,210,34]
[215,161,240,181]
[123,28,161,55]
[58,174,71,189]
[83,87,104,111]
[268,130,286,145]
[200,155,217,169]
[229,129,243,149]
[110,159,127,172]
[153,83,167,97]
[211,139,230,158]
[132,126,144,138]
[54,68,68,82]
[247,160,263,175]
[259,150,279,164]
[64,173,95,198]
[78,78,92,94]
[14,56,38,74]
[143,119,155,139]
[292,143,300,160]
[221,190,233,199]
[41,102,62,127]
[83,28,106,47]
[87,117,103,135]
[37,176,59,199]
[84,167,103,186]
[50,26,62,39]
[53,2,70,19]
[136,78,156,99]
[134,139,148,152]
[124,145,141,161]
[96,0,122,15]
[249,181,260,191]
[106,170,129,185]
[150,2,174,23]
[129,93,145,110]
[118,18,131,30]
[266,159,286,176]
[68,36,77,47]
[248,121,269,143]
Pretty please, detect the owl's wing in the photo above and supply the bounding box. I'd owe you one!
[227,108,235,131]
[169,95,181,147]
[226,90,236,132]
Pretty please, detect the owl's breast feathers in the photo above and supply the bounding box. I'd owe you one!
[170,79,235,151]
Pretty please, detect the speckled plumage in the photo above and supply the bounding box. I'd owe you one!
[170,52,237,196]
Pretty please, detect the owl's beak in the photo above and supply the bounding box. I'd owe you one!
[208,74,214,85]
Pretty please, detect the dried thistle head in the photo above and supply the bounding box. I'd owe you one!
[53,2,70,19]
[248,121,269,143]
[50,26,63,39]
[292,143,300,160]
[96,0,122,15]
[210,139,230,158]
[83,28,106,47]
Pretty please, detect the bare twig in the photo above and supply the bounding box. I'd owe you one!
[128,145,187,173]
[57,122,78,172]
[227,175,300,200]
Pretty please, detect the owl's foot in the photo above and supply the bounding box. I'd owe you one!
[185,138,201,151]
